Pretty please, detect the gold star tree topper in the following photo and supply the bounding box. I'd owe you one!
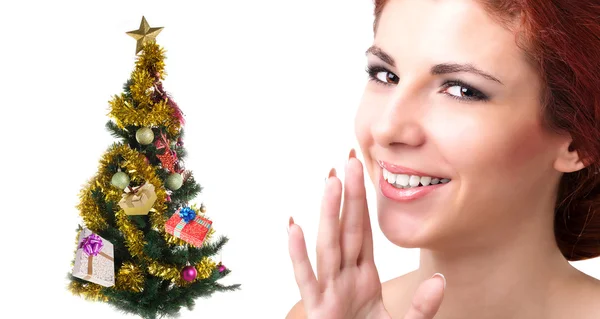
[126,16,163,54]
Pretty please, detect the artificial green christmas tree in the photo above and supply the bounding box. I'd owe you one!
[67,17,239,319]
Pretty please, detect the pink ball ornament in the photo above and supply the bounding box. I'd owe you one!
[181,266,197,282]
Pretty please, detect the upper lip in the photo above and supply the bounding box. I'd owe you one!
[378,160,449,179]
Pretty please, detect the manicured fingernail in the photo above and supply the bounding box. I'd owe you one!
[348,148,356,160]
[287,216,294,234]
[328,168,337,178]
[432,273,446,289]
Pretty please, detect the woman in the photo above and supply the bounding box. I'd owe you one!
[287,0,600,318]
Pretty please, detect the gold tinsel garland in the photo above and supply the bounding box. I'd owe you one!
[135,41,166,79]
[108,96,180,136]
[129,69,155,108]
[115,262,145,292]
[68,281,109,302]
[147,256,216,287]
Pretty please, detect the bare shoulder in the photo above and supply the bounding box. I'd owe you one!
[552,270,600,319]
[285,300,306,319]
[577,273,600,319]
[381,270,419,317]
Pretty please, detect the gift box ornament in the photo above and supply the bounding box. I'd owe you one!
[72,228,115,287]
[165,207,212,247]
[118,183,157,216]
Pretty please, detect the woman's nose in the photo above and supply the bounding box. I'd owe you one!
[371,85,426,148]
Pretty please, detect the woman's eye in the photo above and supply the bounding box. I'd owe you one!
[441,81,490,102]
[366,66,399,86]
[376,71,398,84]
[446,85,476,98]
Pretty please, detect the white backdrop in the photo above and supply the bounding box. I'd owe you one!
[1,1,598,318]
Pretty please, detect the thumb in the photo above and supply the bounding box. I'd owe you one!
[404,273,446,319]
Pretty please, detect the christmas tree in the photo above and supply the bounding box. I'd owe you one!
[67,17,240,319]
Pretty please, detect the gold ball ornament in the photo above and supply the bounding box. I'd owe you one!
[165,173,183,191]
[111,172,130,190]
[136,127,155,145]
[200,205,207,213]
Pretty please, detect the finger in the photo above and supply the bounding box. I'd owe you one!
[357,196,374,265]
[404,274,446,319]
[316,168,343,281]
[340,150,368,266]
[288,218,319,308]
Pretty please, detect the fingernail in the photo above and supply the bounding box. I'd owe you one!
[328,168,337,178]
[432,273,447,289]
[287,216,294,235]
[348,148,356,160]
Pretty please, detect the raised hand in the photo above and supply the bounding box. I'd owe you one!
[287,150,446,319]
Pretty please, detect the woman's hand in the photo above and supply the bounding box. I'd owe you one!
[287,150,446,319]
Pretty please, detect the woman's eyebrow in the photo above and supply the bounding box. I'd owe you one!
[366,45,504,85]
[431,63,504,85]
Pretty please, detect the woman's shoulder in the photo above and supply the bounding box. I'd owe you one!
[557,270,600,319]
[380,271,419,317]
[285,299,306,319]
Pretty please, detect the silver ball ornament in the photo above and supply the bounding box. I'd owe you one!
[136,127,155,145]
[166,173,183,190]
[111,172,130,190]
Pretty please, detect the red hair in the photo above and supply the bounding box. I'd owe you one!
[373,0,600,261]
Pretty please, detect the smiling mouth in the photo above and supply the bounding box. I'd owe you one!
[383,168,451,189]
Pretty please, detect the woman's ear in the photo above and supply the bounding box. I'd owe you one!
[553,140,587,173]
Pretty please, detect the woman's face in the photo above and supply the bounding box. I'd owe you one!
[355,0,569,250]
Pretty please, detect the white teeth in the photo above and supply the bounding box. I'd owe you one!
[383,168,450,188]
[409,175,420,187]
[396,174,409,186]
[388,173,397,184]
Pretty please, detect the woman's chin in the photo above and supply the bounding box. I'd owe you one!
[377,208,440,248]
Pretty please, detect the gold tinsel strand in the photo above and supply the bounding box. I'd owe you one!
[67,281,109,302]
[147,261,181,281]
[116,210,147,258]
[135,41,166,79]
[108,97,180,136]
[115,262,145,292]
[146,256,216,287]
[129,68,154,108]
[195,256,216,280]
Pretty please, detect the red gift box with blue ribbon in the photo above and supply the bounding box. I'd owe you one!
[165,207,212,247]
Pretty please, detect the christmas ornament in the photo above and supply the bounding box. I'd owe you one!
[126,16,164,54]
[181,265,197,282]
[111,172,130,190]
[217,262,226,273]
[135,127,154,145]
[118,183,158,215]
[200,204,207,213]
[157,151,177,172]
[72,228,115,287]
[155,131,178,172]
[166,173,183,190]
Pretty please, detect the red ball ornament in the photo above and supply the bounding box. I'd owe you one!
[181,265,197,282]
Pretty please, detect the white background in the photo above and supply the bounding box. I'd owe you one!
[1,1,598,318]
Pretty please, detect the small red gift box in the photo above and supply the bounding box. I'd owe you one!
[164,209,212,247]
